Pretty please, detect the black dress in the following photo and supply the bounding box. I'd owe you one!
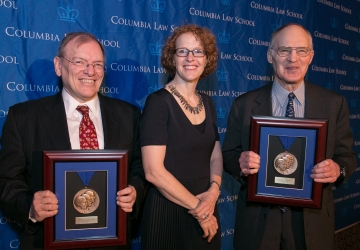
[140,89,221,250]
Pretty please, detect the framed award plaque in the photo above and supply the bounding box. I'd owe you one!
[43,150,128,249]
[247,116,328,209]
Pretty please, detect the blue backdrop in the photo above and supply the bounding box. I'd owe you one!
[0,0,359,249]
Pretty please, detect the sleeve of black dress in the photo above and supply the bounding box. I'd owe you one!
[140,91,169,146]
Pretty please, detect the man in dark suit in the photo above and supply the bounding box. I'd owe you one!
[0,32,146,249]
[222,23,356,250]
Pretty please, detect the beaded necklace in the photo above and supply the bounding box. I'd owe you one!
[167,84,203,115]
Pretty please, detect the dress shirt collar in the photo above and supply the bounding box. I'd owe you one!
[272,81,305,108]
[62,89,101,118]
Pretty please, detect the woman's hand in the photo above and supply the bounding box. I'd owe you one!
[188,184,219,223]
[199,215,218,242]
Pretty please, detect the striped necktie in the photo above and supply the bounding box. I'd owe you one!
[285,92,296,118]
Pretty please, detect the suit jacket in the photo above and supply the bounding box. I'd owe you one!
[222,82,356,250]
[0,92,147,250]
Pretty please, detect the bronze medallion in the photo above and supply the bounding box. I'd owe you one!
[73,188,100,214]
[274,152,298,175]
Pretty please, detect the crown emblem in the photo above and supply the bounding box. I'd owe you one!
[218,31,230,44]
[326,82,332,90]
[341,207,348,215]
[149,41,163,56]
[327,50,335,60]
[221,0,232,5]
[331,18,338,28]
[216,69,229,81]
[150,0,166,12]
[57,4,79,22]
[356,42,360,51]
[350,126,355,135]
[216,106,227,118]
[219,213,223,222]
[148,85,160,94]
[272,24,281,31]
[351,99,357,108]
[354,70,359,80]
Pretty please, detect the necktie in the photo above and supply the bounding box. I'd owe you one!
[279,93,296,213]
[285,92,296,118]
[76,105,99,150]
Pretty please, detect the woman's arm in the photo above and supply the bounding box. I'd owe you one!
[188,141,223,222]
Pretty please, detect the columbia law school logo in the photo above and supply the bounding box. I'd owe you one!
[272,24,281,32]
[57,4,79,22]
[216,68,229,82]
[148,85,160,94]
[351,99,357,108]
[218,31,230,44]
[149,41,163,56]
[350,126,354,135]
[341,207,348,216]
[150,0,166,12]
[354,70,359,80]
[331,18,338,28]
[220,0,232,5]
[216,106,226,118]
[326,82,333,90]
[328,50,335,60]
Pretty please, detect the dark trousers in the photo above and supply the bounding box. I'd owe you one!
[258,207,307,250]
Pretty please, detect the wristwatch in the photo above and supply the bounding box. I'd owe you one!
[339,165,346,179]
[335,165,346,186]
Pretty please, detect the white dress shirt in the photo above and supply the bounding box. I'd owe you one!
[62,89,104,149]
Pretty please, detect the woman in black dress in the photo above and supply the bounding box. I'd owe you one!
[140,24,222,249]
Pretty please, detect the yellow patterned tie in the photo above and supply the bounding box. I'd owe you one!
[76,105,99,150]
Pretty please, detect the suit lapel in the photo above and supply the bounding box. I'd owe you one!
[304,82,322,119]
[41,93,71,149]
[99,95,121,149]
[252,84,273,116]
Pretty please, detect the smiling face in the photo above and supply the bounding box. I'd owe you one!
[54,39,105,103]
[173,33,207,84]
[267,25,314,91]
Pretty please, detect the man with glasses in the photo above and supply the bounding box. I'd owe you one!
[222,23,355,249]
[0,32,146,250]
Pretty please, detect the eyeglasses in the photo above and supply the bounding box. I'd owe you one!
[272,47,312,57]
[60,56,107,72]
[174,48,206,57]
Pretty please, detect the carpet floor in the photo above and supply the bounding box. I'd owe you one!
[335,222,360,250]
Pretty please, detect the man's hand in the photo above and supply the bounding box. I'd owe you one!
[239,151,261,176]
[116,185,136,212]
[311,159,340,183]
[30,190,58,222]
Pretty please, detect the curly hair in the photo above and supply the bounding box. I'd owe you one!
[161,24,218,80]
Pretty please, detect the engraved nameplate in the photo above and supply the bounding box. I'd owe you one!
[75,216,98,225]
[274,177,295,185]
